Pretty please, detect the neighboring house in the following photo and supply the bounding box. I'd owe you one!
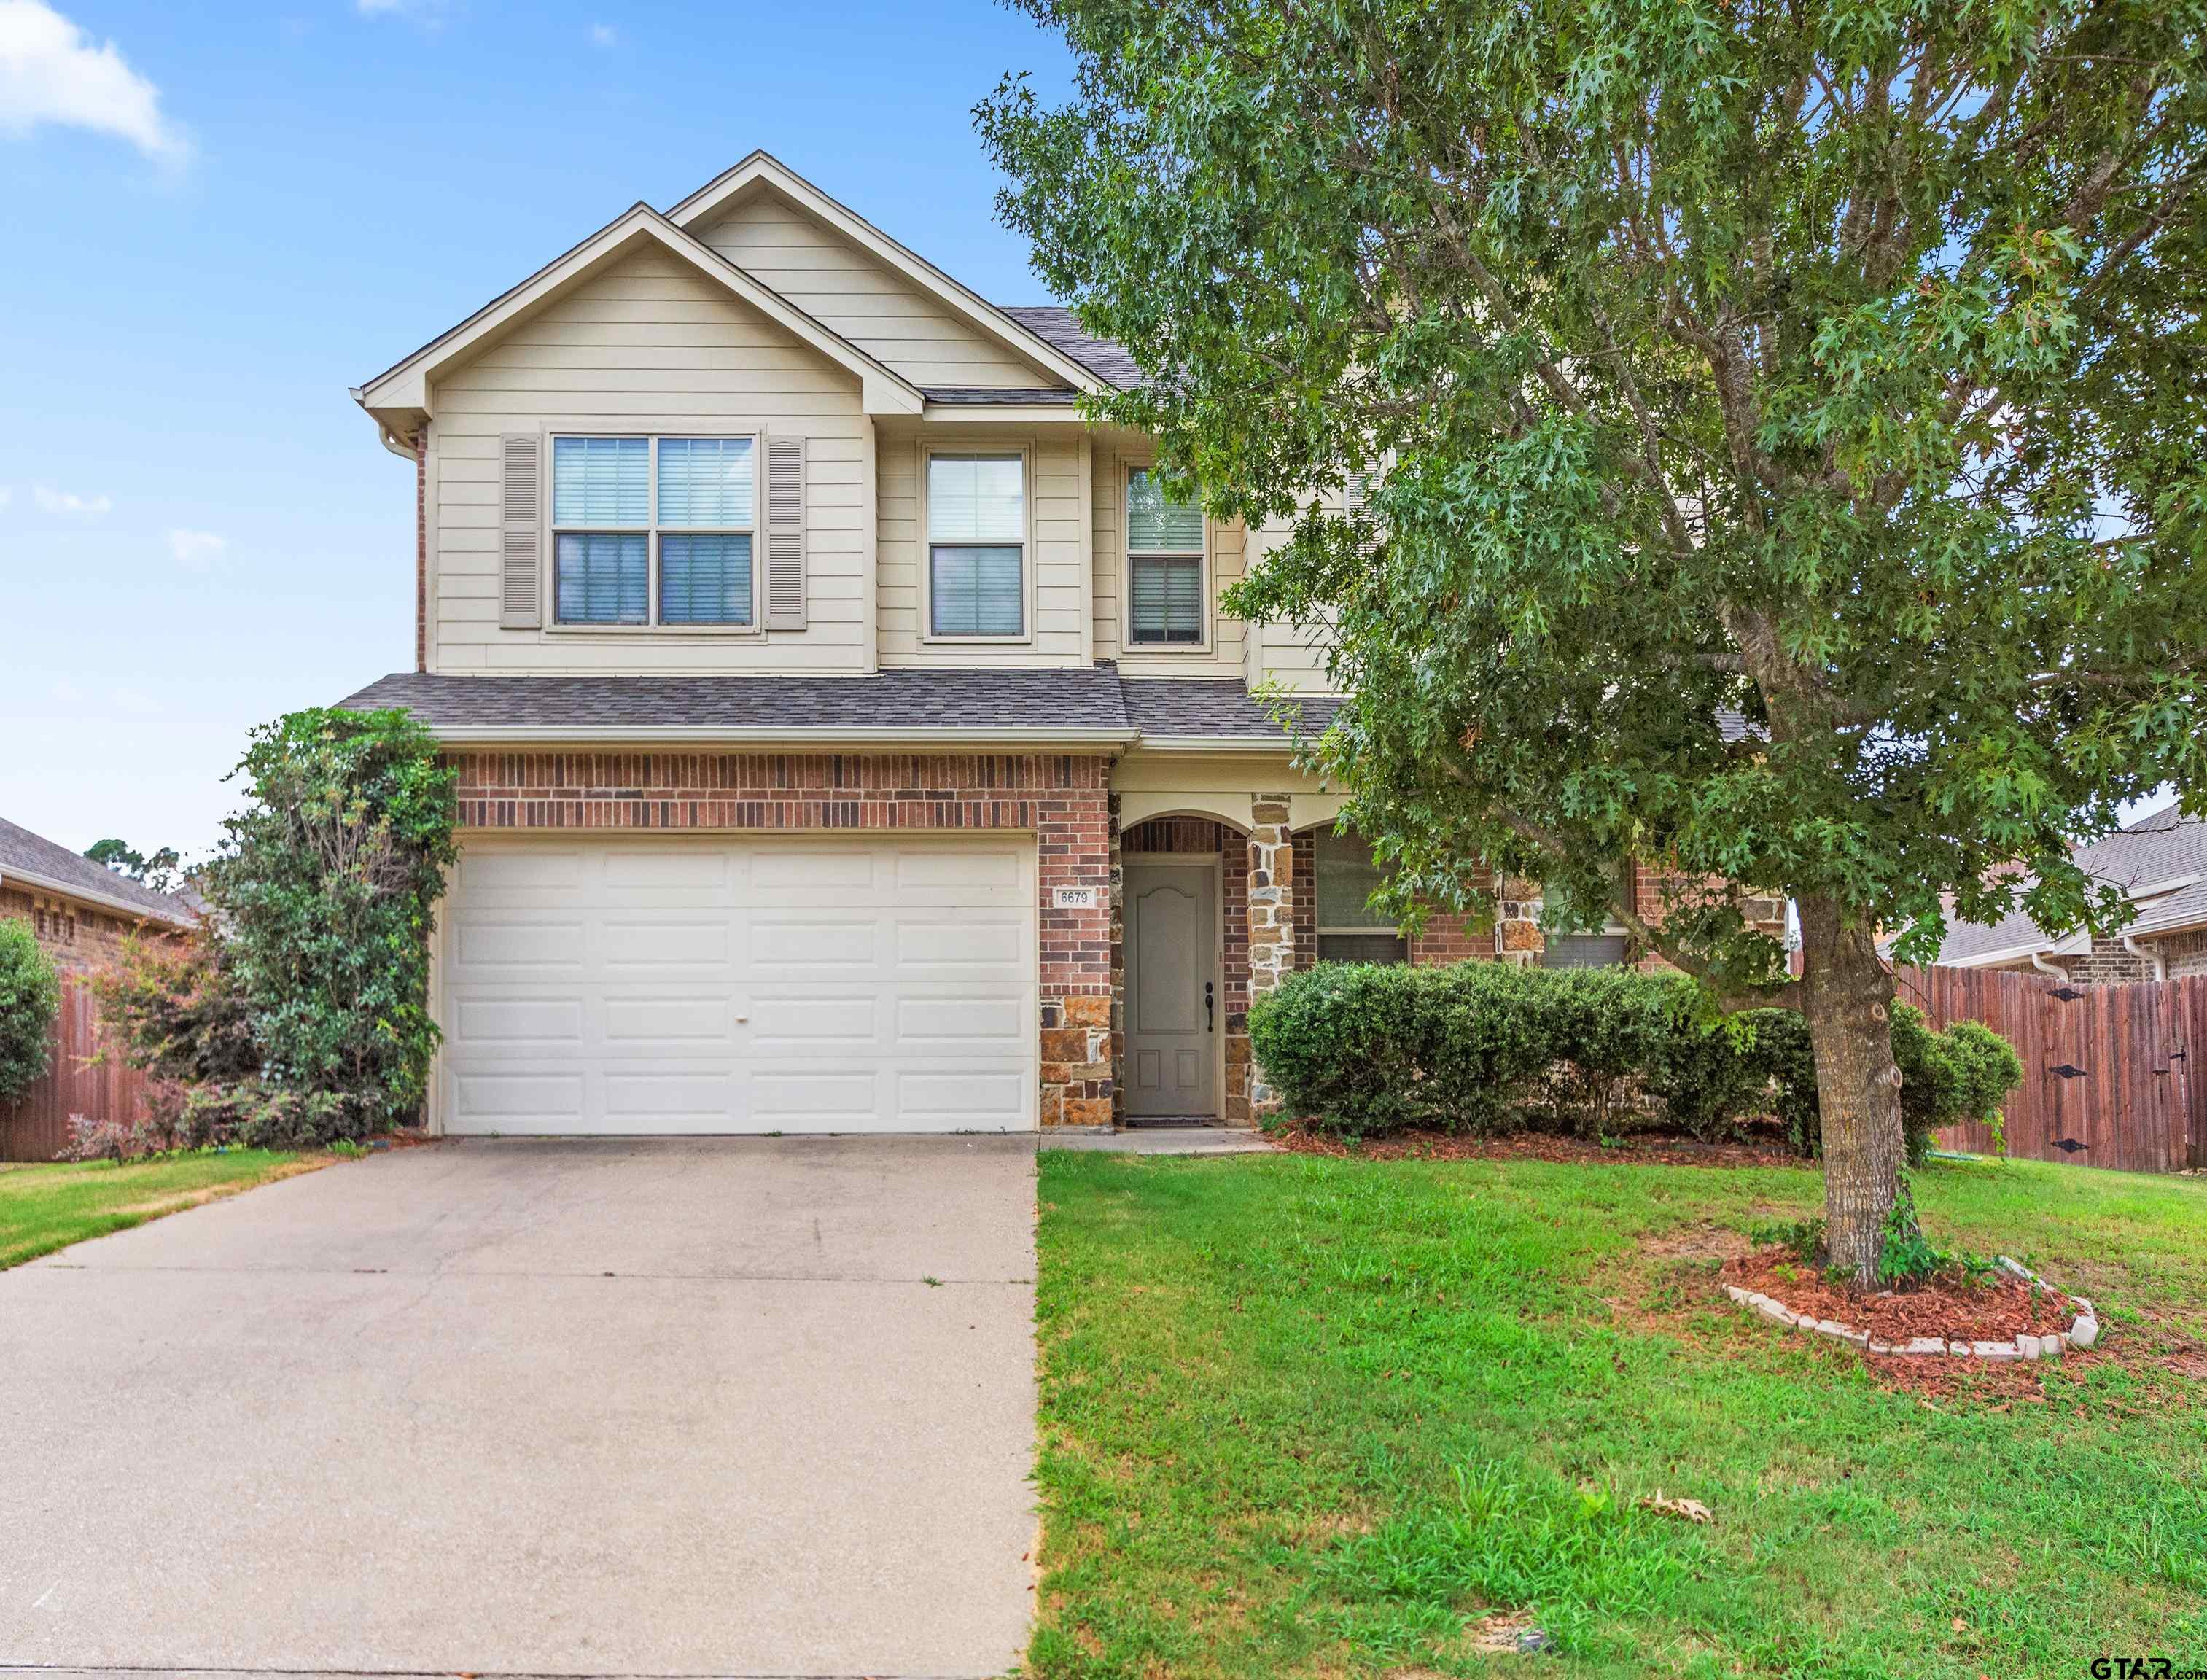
[345,151,1767,1137]
[0,817,198,976]
[1939,803,2207,983]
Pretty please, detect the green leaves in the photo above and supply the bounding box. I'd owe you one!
[982,0,2207,977]
[0,921,60,1103]
[203,707,458,1127]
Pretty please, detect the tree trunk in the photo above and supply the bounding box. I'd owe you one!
[1796,893,1909,1283]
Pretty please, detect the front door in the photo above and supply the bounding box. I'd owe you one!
[1124,860,1219,1118]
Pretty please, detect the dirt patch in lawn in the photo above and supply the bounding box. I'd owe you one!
[1274,1126,1802,1169]
[1722,1245,2076,1342]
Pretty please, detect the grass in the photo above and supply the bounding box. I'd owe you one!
[0,1149,324,1269]
[1028,1150,2207,1678]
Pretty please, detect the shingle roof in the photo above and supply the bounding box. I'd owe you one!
[997,306,1145,389]
[921,386,1081,405]
[1119,679,1341,740]
[0,817,198,926]
[340,669,1350,746]
[1939,804,2207,964]
[342,668,1135,735]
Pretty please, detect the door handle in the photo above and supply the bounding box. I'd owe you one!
[1205,980,1215,1033]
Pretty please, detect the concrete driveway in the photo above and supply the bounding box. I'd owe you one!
[0,1137,1038,1679]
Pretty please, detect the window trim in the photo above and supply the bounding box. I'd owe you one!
[1121,458,1212,655]
[542,429,763,635]
[918,440,1036,645]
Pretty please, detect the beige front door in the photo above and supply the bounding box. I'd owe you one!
[1124,859,1219,1118]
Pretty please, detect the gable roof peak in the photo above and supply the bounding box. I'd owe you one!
[667,150,1106,394]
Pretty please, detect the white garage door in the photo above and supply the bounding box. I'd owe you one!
[437,837,1035,1135]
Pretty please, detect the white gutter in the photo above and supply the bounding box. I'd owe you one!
[0,866,195,929]
[2120,930,2167,981]
[2029,948,2067,979]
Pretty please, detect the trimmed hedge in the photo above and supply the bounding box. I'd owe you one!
[1247,960,2020,1159]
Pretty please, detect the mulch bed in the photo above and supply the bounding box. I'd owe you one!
[1274,1124,1803,1169]
[1721,1245,2075,1342]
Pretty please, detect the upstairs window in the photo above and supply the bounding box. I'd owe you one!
[1126,467,1205,646]
[927,452,1026,637]
[551,435,755,627]
[1315,831,1408,964]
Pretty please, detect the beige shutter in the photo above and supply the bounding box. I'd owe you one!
[500,433,543,629]
[763,434,806,631]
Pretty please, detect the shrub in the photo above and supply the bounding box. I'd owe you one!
[0,922,62,1102]
[1251,960,2025,1150]
[1249,960,1764,1138]
[1741,1002,2024,1164]
[205,707,457,1133]
[85,930,260,1089]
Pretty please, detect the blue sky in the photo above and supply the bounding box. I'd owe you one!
[0,0,1075,861]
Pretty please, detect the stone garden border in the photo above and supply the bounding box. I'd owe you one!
[1724,1256,2100,1360]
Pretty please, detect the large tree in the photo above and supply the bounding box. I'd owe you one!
[981,0,2207,1275]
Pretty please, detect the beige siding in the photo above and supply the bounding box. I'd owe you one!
[427,245,871,674]
[1242,516,1339,693]
[876,426,1089,665]
[695,194,1054,390]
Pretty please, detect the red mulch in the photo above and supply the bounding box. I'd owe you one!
[1274,1125,1802,1168]
[1722,1246,2076,1341]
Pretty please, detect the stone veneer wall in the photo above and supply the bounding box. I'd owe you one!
[447,750,1116,1128]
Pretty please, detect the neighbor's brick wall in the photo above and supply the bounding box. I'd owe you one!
[2160,930,2207,981]
[449,750,1116,1127]
[0,886,146,978]
[2047,932,2159,986]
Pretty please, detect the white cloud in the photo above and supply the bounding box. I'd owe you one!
[0,1,186,161]
[34,483,110,516]
[168,527,227,570]
[0,486,11,509]
[357,0,449,19]
[591,23,616,46]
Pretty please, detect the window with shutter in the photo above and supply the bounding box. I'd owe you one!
[540,434,763,629]
[1126,466,1206,646]
[927,451,1025,637]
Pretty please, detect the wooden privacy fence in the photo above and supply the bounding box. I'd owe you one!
[0,975,155,1162]
[1895,964,2207,1174]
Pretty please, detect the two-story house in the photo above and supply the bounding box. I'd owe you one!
[346,152,1552,1139]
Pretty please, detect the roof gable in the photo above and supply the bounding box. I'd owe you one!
[668,152,1104,394]
[355,204,923,427]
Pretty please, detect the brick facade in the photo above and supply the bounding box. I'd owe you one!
[2161,929,2207,981]
[448,749,1116,1128]
[0,885,148,979]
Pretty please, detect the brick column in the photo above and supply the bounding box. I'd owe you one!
[1245,796,1295,1119]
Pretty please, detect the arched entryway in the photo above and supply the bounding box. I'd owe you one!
[1118,815,1249,1124]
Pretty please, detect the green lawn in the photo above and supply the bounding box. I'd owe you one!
[1029,1150,2207,1678]
[0,1150,323,1269]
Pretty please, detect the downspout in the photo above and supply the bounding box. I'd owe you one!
[2028,948,2066,979]
[2120,930,2167,981]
